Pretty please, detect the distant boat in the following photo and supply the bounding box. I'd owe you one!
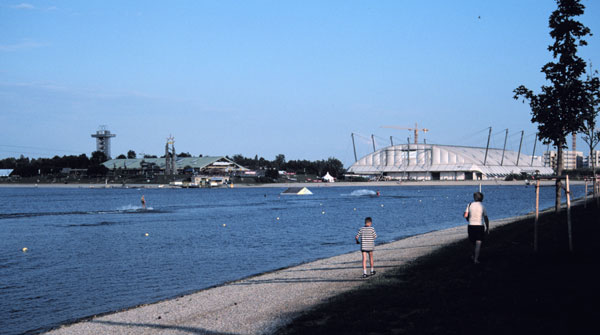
[281,187,313,195]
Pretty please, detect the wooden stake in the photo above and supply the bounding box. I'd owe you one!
[566,175,573,252]
[534,179,540,252]
[584,179,588,209]
[597,176,600,208]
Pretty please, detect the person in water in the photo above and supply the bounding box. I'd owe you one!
[355,217,377,278]
[464,192,489,264]
[141,195,146,209]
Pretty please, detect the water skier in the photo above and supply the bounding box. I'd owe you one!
[141,195,146,209]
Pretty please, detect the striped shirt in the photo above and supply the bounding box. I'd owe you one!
[356,226,377,251]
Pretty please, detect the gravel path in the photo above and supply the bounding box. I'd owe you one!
[44,215,525,335]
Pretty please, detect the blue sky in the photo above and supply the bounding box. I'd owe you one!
[1,1,599,167]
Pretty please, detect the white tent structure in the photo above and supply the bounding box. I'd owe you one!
[347,144,554,181]
[322,172,335,182]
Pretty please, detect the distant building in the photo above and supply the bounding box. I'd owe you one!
[91,126,116,159]
[585,151,600,168]
[102,156,247,176]
[348,144,553,181]
[543,151,584,171]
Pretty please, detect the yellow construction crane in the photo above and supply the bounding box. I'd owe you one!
[381,123,429,144]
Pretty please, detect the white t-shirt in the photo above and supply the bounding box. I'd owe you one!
[465,201,487,226]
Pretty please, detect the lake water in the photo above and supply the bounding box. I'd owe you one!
[0,184,584,334]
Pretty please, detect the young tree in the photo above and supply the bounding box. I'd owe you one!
[127,150,137,159]
[513,0,591,212]
[274,154,286,170]
[582,70,600,203]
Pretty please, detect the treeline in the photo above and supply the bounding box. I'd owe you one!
[230,154,346,178]
[0,152,347,179]
[0,152,109,177]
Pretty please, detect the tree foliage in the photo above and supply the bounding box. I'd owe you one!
[582,72,600,149]
[513,0,592,211]
[1,151,346,180]
[514,0,590,148]
[582,70,600,203]
[231,154,346,178]
[0,153,95,177]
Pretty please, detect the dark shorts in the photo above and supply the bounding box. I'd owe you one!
[361,249,373,253]
[468,225,485,243]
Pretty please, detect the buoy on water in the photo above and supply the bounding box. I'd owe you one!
[22,247,28,252]
[145,233,149,237]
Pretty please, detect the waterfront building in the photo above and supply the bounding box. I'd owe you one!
[585,151,600,168]
[347,144,553,181]
[543,150,584,170]
[102,156,247,176]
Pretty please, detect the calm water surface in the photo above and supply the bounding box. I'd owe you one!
[0,184,584,334]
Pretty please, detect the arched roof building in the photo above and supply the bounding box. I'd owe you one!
[347,144,554,181]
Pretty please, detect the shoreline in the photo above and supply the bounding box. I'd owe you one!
[0,179,580,189]
[43,208,550,335]
[280,198,600,334]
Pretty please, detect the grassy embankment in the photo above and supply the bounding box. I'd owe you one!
[280,200,600,335]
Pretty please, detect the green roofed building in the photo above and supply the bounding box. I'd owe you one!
[102,156,247,175]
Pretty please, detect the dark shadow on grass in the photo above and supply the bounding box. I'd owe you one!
[91,320,238,335]
[278,202,600,335]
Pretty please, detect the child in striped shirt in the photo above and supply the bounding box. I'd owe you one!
[355,217,377,278]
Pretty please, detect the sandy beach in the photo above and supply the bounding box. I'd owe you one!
[44,212,531,335]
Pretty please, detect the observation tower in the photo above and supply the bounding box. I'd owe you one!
[91,125,116,159]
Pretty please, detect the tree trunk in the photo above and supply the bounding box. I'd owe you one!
[555,144,564,212]
[593,150,598,207]
[566,175,573,252]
